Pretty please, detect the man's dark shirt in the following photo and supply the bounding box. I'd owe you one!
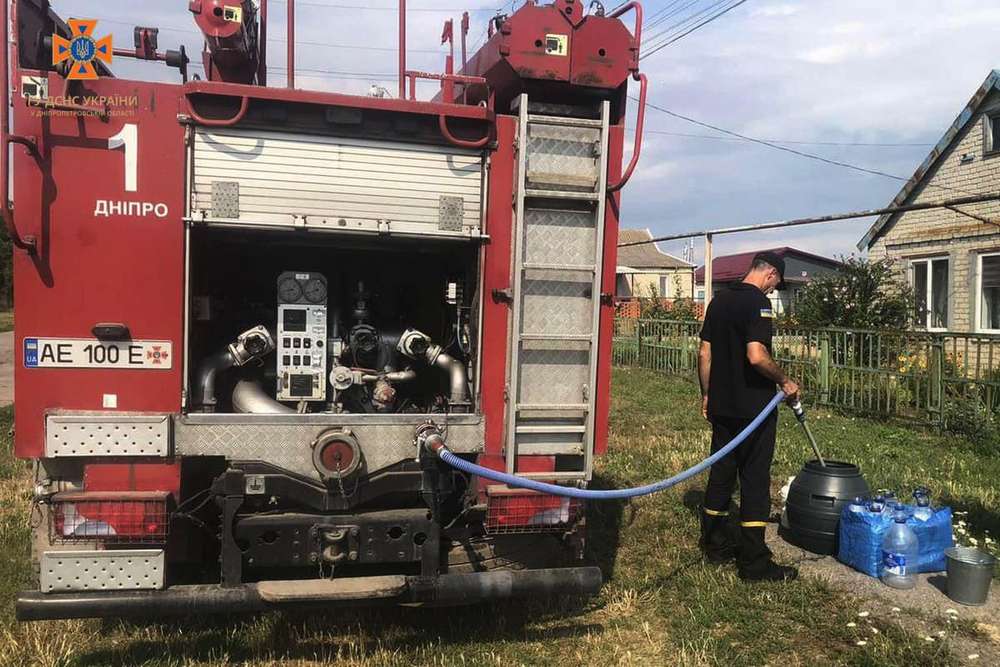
[699,282,776,419]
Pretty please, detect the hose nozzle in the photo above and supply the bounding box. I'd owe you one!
[789,400,807,423]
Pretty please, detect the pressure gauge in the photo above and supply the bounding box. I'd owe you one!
[303,277,328,304]
[278,276,303,303]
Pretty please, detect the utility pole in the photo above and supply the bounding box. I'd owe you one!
[704,233,713,307]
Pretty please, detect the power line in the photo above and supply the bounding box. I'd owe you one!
[641,0,749,59]
[644,0,702,32]
[635,127,934,147]
[639,0,690,27]
[98,18,444,54]
[270,0,497,12]
[634,97,981,196]
[642,0,746,56]
[188,61,397,81]
[645,0,731,45]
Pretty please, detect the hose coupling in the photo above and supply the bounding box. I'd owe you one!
[789,400,807,423]
[415,422,446,455]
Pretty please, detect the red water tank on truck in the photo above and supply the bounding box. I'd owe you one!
[5,0,646,620]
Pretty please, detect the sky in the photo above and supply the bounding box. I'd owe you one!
[51,0,1000,266]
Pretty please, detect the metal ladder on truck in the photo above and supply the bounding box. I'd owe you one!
[505,94,611,481]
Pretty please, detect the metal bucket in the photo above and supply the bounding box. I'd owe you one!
[944,547,996,606]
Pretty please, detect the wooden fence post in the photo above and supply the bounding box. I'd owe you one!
[820,332,831,405]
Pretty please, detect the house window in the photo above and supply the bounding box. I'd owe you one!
[977,253,1000,332]
[986,111,1000,154]
[912,258,949,330]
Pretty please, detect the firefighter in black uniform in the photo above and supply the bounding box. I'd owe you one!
[697,251,800,582]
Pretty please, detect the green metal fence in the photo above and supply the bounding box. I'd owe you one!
[613,318,1000,427]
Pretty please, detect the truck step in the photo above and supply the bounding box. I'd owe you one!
[518,333,593,341]
[515,424,586,434]
[527,114,604,128]
[524,188,599,201]
[522,262,595,272]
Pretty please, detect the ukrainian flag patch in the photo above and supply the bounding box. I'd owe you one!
[759,308,774,319]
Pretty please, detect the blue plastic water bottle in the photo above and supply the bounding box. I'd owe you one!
[881,490,898,516]
[912,490,933,522]
[880,509,919,589]
[869,496,885,514]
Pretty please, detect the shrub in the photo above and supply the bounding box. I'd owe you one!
[637,282,700,321]
[794,256,913,329]
[668,297,700,322]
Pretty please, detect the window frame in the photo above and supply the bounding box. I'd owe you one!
[975,251,1000,333]
[911,256,950,332]
[984,110,1000,156]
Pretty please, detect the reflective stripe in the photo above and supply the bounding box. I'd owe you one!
[703,508,729,516]
[740,521,768,528]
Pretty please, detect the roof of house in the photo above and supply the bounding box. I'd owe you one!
[694,247,842,284]
[617,229,693,270]
[857,69,1000,250]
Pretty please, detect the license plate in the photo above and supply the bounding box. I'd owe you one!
[24,338,173,369]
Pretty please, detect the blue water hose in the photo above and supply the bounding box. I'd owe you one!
[435,391,786,500]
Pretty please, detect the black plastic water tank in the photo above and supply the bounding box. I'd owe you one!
[780,460,870,555]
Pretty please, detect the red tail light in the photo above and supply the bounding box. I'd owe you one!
[485,486,582,534]
[51,491,170,544]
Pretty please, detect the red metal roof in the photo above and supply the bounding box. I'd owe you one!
[694,247,842,284]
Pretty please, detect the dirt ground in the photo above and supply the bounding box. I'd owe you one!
[0,332,12,407]
[770,524,999,663]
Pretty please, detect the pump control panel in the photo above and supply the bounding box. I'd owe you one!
[276,271,328,402]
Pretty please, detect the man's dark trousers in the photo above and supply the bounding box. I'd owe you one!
[701,412,777,573]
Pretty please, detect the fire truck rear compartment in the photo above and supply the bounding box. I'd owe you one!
[187,228,480,416]
[164,228,491,585]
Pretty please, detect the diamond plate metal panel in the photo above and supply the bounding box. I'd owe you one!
[46,415,170,457]
[174,417,484,479]
[211,181,240,218]
[438,195,464,231]
[521,271,593,337]
[526,123,600,190]
[524,208,596,267]
[41,549,165,592]
[518,342,590,405]
[514,431,584,455]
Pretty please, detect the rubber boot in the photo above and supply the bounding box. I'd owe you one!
[699,508,736,564]
[737,525,797,582]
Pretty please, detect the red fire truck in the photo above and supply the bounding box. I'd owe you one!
[7,0,646,620]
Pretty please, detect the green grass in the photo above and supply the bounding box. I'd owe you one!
[0,311,12,333]
[1,370,996,666]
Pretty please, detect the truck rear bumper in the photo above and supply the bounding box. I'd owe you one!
[16,566,603,621]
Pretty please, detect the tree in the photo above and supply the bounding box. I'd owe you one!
[638,277,700,321]
[638,282,671,319]
[667,274,700,321]
[792,256,913,329]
